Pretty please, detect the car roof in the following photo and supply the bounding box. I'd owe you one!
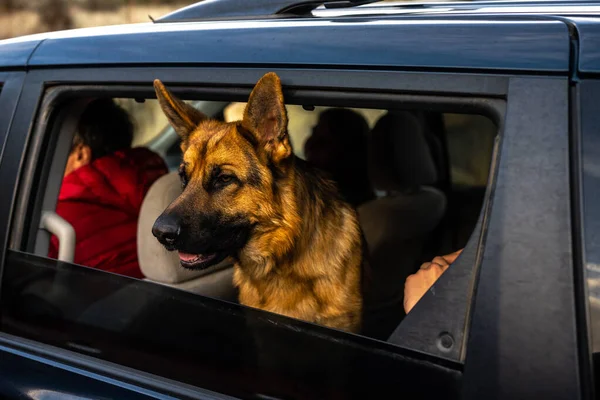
[156,0,600,21]
[0,0,599,74]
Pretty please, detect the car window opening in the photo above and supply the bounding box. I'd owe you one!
[1,87,498,365]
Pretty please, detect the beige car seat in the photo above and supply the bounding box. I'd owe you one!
[137,171,238,301]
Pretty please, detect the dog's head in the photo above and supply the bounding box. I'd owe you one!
[151,73,293,270]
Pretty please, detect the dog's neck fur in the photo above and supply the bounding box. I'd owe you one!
[237,156,361,281]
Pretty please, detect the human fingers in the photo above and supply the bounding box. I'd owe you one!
[441,248,464,265]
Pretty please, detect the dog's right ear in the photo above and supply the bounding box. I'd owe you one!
[242,72,291,165]
[154,79,206,141]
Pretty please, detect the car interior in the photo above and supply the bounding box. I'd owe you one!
[13,93,498,342]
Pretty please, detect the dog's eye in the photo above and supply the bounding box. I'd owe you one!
[178,165,188,188]
[217,175,233,185]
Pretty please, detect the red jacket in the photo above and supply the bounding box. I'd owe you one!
[49,147,168,278]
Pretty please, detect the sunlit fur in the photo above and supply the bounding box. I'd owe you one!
[153,73,364,333]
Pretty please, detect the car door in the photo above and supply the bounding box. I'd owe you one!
[0,14,586,400]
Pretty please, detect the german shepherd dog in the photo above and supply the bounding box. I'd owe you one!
[151,73,364,333]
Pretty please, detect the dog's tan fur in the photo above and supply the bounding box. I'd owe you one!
[154,72,363,332]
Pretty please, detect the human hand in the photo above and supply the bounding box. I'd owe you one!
[403,249,463,314]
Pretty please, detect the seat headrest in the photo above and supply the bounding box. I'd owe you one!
[369,111,438,191]
[137,171,208,284]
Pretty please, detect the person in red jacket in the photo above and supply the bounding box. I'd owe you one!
[48,98,168,278]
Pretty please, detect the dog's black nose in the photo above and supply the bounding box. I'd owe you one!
[152,214,181,246]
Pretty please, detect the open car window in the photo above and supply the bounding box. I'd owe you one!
[2,78,501,397]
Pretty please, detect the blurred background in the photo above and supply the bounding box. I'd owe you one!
[0,0,436,40]
[0,0,194,40]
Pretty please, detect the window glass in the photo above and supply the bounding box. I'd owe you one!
[3,87,497,385]
[581,81,600,354]
[576,80,600,398]
[442,113,497,251]
[445,113,496,188]
[1,250,459,399]
[116,97,170,147]
[223,102,386,160]
[116,98,216,148]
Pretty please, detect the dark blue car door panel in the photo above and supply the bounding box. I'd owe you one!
[0,347,166,400]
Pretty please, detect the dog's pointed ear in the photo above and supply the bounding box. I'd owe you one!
[154,79,206,140]
[242,73,291,164]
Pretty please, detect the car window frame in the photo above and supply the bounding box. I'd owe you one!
[461,76,586,399]
[0,66,511,396]
[0,71,26,286]
[14,67,503,351]
[577,78,600,397]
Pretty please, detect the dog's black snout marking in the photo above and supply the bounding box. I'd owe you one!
[152,214,181,246]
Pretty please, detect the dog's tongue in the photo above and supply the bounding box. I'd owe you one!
[179,252,201,263]
[178,252,215,263]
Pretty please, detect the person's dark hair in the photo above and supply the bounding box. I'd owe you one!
[304,108,374,206]
[317,108,370,145]
[73,98,134,160]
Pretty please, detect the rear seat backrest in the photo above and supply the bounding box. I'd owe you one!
[368,111,438,192]
[137,171,237,300]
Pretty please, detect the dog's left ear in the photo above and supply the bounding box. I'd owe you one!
[242,72,291,164]
[154,79,206,142]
